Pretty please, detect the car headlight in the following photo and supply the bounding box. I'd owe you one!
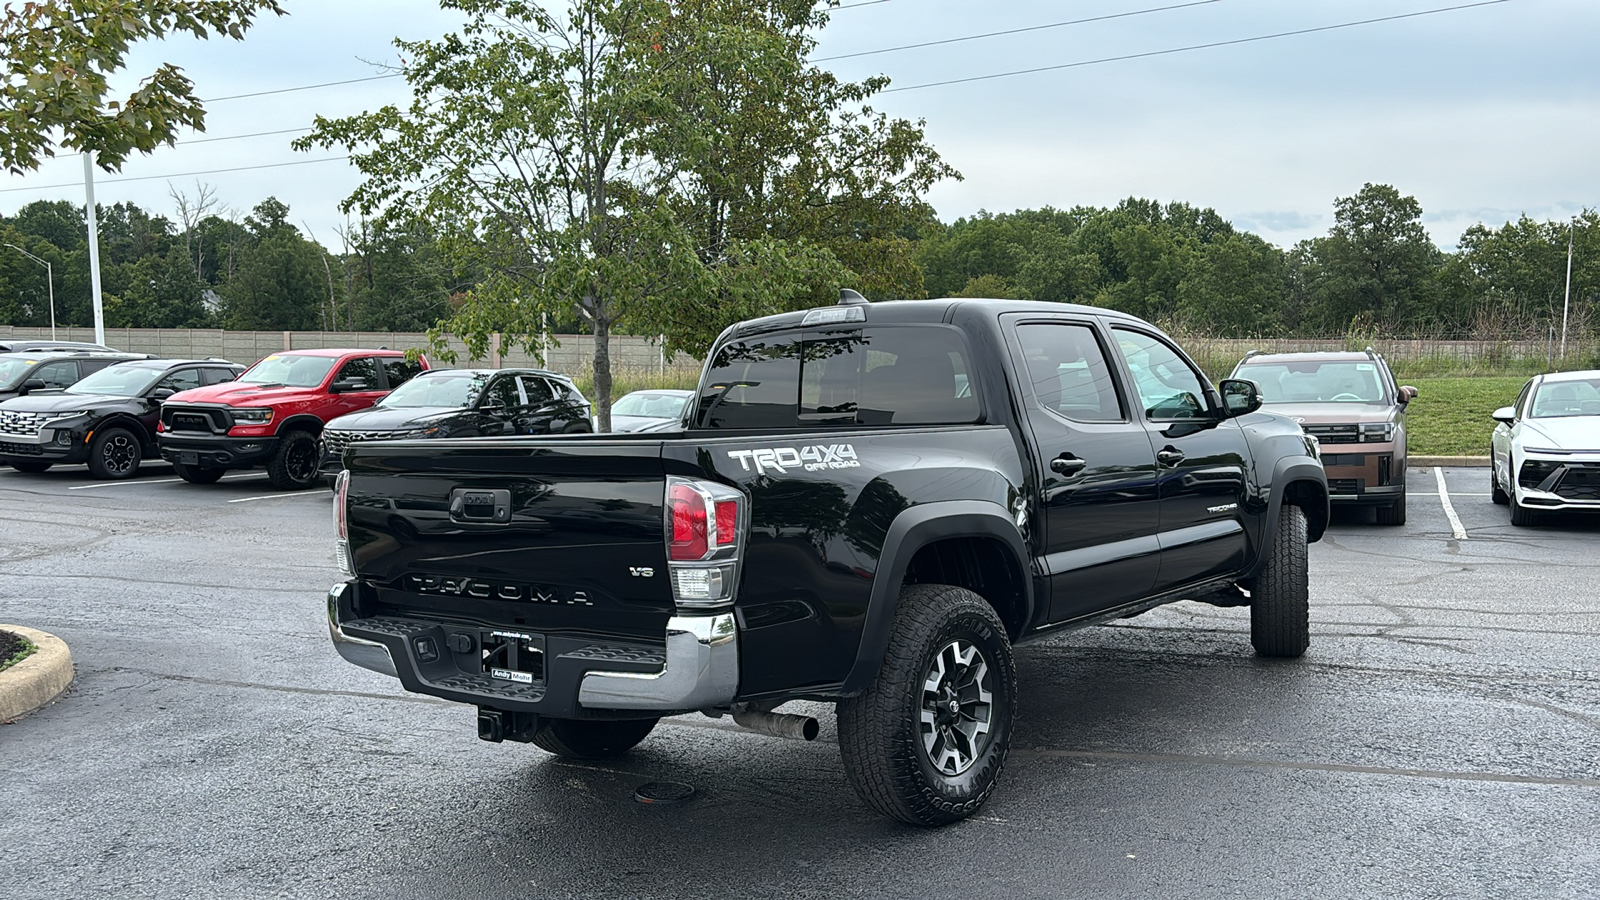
[44,410,92,423]
[1517,457,1560,489]
[233,407,274,425]
[387,426,443,440]
[1359,422,1394,442]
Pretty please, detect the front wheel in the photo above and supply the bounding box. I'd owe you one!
[87,427,142,479]
[266,430,320,490]
[1509,489,1540,527]
[7,460,51,473]
[1250,503,1310,658]
[1490,452,1509,505]
[172,460,225,484]
[531,717,658,760]
[1374,490,1406,526]
[837,584,1016,826]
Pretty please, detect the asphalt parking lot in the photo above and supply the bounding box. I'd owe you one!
[2,464,1598,899]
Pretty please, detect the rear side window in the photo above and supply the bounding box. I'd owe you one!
[696,326,978,429]
[382,357,423,389]
[519,376,555,404]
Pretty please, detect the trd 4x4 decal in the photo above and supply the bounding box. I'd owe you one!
[727,444,860,475]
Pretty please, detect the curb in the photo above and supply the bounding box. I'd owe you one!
[1411,456,1491,468]
[0,625,74,723]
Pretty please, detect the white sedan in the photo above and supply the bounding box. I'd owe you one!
[1490,370,1600,526]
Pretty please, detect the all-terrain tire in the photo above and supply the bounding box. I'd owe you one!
[266,430,320,490]
[1374,490,1406,526]
[836,584,1016,827]
[172,460,225,484]
[1251,503,1310,658]
[530,717,659,760]
[1490,452,1509,505]
[8,460,50,473]
[87,427,141,479]
[1509,489,1540,527]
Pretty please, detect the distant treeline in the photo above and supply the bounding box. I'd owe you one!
[2,183,1595,345]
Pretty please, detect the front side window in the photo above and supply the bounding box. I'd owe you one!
[155,368,203,395]
[481,376,522,409]
[382,357,423,389]
[1015,323,1123,422]
[336,357,379,388]
[1113,329,1209,421]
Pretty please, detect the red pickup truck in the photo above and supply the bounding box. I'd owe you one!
[158,348,427,489]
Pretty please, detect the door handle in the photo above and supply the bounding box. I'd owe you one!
[1156,447,1186,467]
[1050,454,1087,475]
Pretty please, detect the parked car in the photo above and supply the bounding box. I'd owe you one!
[157,348,428,489]
[326,292,1328,826]
[0,349,153,403]
[1230,348,1416,525]
[0,358,243,477]
[318,368,592,479]
[604,388,692,432]
[0,340,115,353]
[1490,370,1600,526]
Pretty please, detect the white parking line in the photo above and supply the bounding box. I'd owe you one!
[68,473,259,490]
[227,491,327,504]
[1433,467,1468,540]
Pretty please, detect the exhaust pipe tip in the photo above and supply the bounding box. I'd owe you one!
[732,709,819,742]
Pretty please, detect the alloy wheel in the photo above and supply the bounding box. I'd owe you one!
[103,433,138,476]
[918,639,995,776]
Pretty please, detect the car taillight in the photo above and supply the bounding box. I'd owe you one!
[334,470,353,575]
[665,477,745,608]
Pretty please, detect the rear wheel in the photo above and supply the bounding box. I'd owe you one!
[837,584,1016,826]
[172,460,225,484]
[530,717,658,760]
[87,427,141,479]
[1374,490,1406,526]
[266,430,320,490]
[8,460,51,473]
[1250,503,1310,658]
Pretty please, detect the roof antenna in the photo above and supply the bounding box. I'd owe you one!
[838,289,868,306]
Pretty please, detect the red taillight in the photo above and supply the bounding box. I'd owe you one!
[714,500,737,547]
[669,483,708,561]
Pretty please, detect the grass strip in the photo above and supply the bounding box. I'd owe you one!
[0,630,35,674]
[1405,376,1529,456]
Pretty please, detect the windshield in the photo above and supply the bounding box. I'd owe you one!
[65,364,164,398]
[613,391,689,419]
[1238,361,1387,403]
[1530,378,1600,418]
[236,354,337,388]
[378,371,488,409]
[0,356,38,389]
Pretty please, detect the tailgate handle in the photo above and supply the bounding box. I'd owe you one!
[450,488,512,524]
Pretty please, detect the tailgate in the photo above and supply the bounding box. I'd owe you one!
[345,436,672,642]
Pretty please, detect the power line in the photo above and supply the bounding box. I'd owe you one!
[177,127,313,146]
[815,0,1221,62]
[831,0,894,9]
[204,73,401,103]
[0,156,351,194]
[882,0,1511,93]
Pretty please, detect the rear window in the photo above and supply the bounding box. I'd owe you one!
[696,326,978,429]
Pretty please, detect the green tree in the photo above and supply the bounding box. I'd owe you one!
[1300,184,1442,332]
[219,198,326,330]
[300,0,954,428]
[0,0,284,173]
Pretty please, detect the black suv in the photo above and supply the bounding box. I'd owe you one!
[0,349,151,403]
[317,368,592,479]
[0,358,244,478]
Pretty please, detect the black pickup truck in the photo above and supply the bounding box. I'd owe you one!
[326,294,1328,826]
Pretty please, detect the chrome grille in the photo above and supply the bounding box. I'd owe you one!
[322,429,395,457]
[1304,424,1359,444]
[0,410,46,438]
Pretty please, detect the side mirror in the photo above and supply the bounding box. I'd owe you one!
[1218,378,1263,418]
[1398,385,1419,403]
[20,378,46,395]
[330,377,370,393]
[1491,406,1515,425]
[150,387,176,401]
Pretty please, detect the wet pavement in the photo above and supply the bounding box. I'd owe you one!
[2,464,1596,899]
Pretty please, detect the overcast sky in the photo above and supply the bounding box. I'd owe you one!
[2,0,1595,251]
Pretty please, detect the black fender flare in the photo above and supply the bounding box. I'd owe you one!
[276,414,325,437]
[91,414,154,452]
[839,499,1032,695]
[1244,455,1328,580]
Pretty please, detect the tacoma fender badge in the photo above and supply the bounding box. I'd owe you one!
[629,567,655,578]
[1207,503,1239,514]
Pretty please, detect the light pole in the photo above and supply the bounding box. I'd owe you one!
[3,242,55,339]
[1560,217,1575,360]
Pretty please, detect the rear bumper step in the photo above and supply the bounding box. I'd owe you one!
[325,582,739,715]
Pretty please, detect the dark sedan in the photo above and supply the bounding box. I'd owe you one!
[0,357,244,478]
[318,368,592,477]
